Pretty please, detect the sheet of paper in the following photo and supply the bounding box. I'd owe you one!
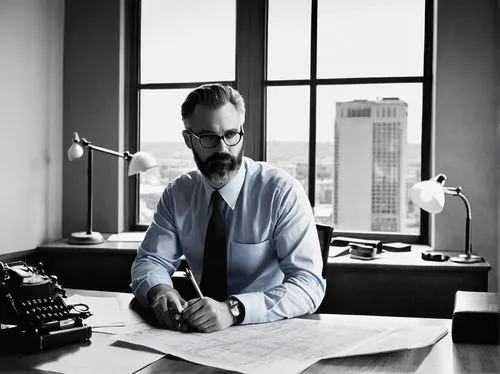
[107,232,145,242]
[67,294,126,328]
[93,321,150,335]
[337,323,448,357]
[115,317,448,374]
[35,340,164,374]
[329,245,350,257]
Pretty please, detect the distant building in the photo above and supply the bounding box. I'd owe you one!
[334,98,408,232]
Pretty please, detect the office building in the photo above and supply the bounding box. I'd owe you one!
[334,98,408,232]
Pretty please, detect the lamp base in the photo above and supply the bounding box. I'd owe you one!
[68,231,104,245]
[450,254,483,264]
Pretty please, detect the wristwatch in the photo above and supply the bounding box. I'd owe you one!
[227,297,245,324]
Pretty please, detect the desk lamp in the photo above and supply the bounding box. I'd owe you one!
[67,132,157,245]
[409,173,483,263]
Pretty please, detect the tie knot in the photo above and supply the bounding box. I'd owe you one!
[211,191,222,210]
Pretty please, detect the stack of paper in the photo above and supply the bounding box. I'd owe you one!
[114,317,448,374]
[106,232,145,242]
[66,294,126,329]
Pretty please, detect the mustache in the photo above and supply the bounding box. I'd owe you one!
[206,153,234,164]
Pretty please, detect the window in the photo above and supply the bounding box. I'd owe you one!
[133,0,236,225]
[265,0,431,240]
[131,0,433,243]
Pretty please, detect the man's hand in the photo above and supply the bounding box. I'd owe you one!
[148,284,188,331]
[181,297,234,333]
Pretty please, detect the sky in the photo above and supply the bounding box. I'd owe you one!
[139,0,425,144]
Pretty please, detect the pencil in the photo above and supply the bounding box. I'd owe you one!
[185,268,204,298]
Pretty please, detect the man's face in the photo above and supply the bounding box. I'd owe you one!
[183,102,244,188]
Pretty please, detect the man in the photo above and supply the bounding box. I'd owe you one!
[131,84,325,333]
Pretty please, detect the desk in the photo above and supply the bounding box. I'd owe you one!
[0,289,499,373]
[319,245,491,318]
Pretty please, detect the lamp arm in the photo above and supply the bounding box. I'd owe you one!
[75,136,131,160]
[444,187,471,219]
[444,186,472,256]
[88,144,130,159]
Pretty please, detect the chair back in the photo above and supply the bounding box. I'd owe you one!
[316,224,334,278]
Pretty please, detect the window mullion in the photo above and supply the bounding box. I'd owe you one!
[308,0,318,206]
[420,0,435,245]
[235,0,267,161]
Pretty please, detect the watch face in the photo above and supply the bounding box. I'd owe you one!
[228,298,243,323]
[229,298,240,318]
[231,303,240,317]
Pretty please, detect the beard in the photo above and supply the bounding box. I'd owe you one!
[193,147,243,187]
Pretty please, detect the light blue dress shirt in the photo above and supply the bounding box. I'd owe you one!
[131,157,326,324]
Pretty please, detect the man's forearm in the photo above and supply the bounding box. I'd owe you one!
[131,258,175,305]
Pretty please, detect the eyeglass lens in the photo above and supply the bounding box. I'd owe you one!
[199,132,242,148]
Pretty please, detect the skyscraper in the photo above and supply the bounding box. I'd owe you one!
[334,98,408,232]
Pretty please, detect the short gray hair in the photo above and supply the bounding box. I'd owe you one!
[181,84,245,125]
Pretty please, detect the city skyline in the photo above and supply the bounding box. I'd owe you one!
[140,89,424,145]
[139,135,421,233]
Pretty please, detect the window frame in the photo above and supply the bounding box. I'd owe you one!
[128,0,433,245]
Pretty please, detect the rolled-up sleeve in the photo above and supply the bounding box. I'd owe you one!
[130,188,183,306]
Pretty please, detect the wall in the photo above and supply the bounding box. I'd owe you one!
[62,0,126,237]
[434,0,499,291]
[0,0,64,255]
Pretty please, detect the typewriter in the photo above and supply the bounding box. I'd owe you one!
[0,261,92,352]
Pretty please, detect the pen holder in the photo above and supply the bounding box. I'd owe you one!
[332,237,382,253]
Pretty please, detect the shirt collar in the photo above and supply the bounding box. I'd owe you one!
[202,159,247,210]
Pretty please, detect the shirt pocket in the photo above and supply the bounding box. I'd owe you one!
[229,240,273,278]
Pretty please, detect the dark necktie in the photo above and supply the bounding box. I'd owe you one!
[200,191,228,301]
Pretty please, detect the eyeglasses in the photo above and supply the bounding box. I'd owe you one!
[187,126,245,149]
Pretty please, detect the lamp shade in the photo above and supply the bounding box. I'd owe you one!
[128,151,158,176]
[67,143,84,161]
[409,177,445,214]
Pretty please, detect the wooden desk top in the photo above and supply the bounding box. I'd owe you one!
[1,290,498,373]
